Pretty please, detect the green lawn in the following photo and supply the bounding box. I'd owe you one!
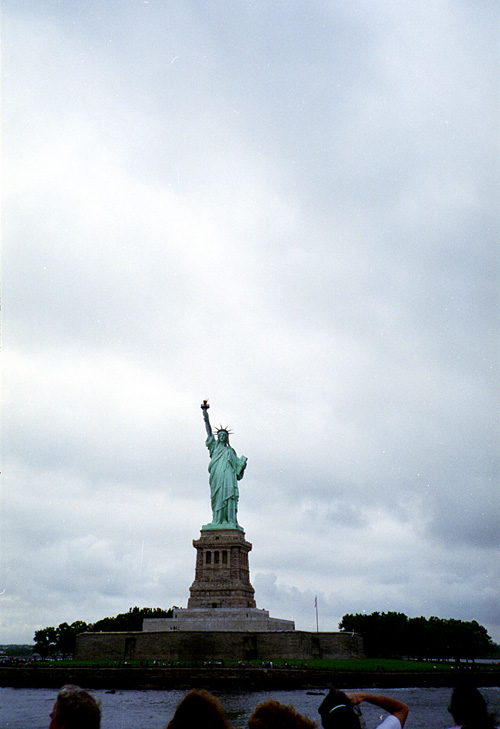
[247,658,459,671]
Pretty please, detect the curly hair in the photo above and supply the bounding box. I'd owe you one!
[248,699,317,729]
[166,689,232,729]
[52,685,101,729]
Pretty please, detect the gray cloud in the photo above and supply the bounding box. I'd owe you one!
[1,0,498,645]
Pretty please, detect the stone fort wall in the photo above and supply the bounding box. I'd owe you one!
[76,630,363,662]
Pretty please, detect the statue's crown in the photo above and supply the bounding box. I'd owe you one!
[215,425,232,435]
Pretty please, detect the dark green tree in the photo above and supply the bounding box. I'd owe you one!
[57,621,89,657]
[34,606,175,657]
[406,616,429,659]
[339,612,408,657]
[339,611,495,660]
[91,606,173,632]
[34,627,58,659]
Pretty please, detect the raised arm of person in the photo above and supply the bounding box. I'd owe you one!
[346,693,409,728]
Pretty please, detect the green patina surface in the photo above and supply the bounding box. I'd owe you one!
[201,402,247,530]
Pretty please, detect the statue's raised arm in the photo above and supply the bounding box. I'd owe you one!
[201,399,212,438]
[200,400,247,531]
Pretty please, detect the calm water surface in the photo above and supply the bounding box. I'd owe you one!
[1,686,499,729]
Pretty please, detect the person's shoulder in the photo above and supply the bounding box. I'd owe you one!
[376,717,402,729]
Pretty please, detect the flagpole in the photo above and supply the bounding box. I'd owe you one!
[315,596,319,632]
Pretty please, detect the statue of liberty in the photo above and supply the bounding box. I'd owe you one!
[201,400,247,530]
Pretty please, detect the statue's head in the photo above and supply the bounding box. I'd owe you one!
[215,427,231,445]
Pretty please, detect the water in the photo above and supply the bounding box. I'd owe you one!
[0,686,498,729]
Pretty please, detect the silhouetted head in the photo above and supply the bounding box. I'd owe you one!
[166,689,231,729]
[318,690,361,729]
[448,685,496,728]
[248,699,317,729]
[50,685,101,729]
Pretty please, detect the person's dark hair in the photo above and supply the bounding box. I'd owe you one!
[448,685,497,729]
[318,690,360,729]
[166,689,232,729]
[248,699,317,729]
[53,685,101,729]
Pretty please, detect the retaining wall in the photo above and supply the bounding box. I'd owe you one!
[75,630,363,662]
[2,666,499,690]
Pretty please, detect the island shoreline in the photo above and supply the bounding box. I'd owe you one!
[1,666,498,690]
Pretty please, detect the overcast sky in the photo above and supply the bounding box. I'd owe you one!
[2,0,499,647]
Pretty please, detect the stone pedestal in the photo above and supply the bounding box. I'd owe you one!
[143,526,294,632]
[143,607,294,632]
[187,528,256,609]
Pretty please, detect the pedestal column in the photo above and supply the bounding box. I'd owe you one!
[187,529,256,608]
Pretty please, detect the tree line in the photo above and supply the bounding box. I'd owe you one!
[339,611,497,660]
[34,607,497,660]
[34,606,173,658]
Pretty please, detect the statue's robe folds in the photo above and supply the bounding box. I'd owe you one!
[206,434,247,525]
